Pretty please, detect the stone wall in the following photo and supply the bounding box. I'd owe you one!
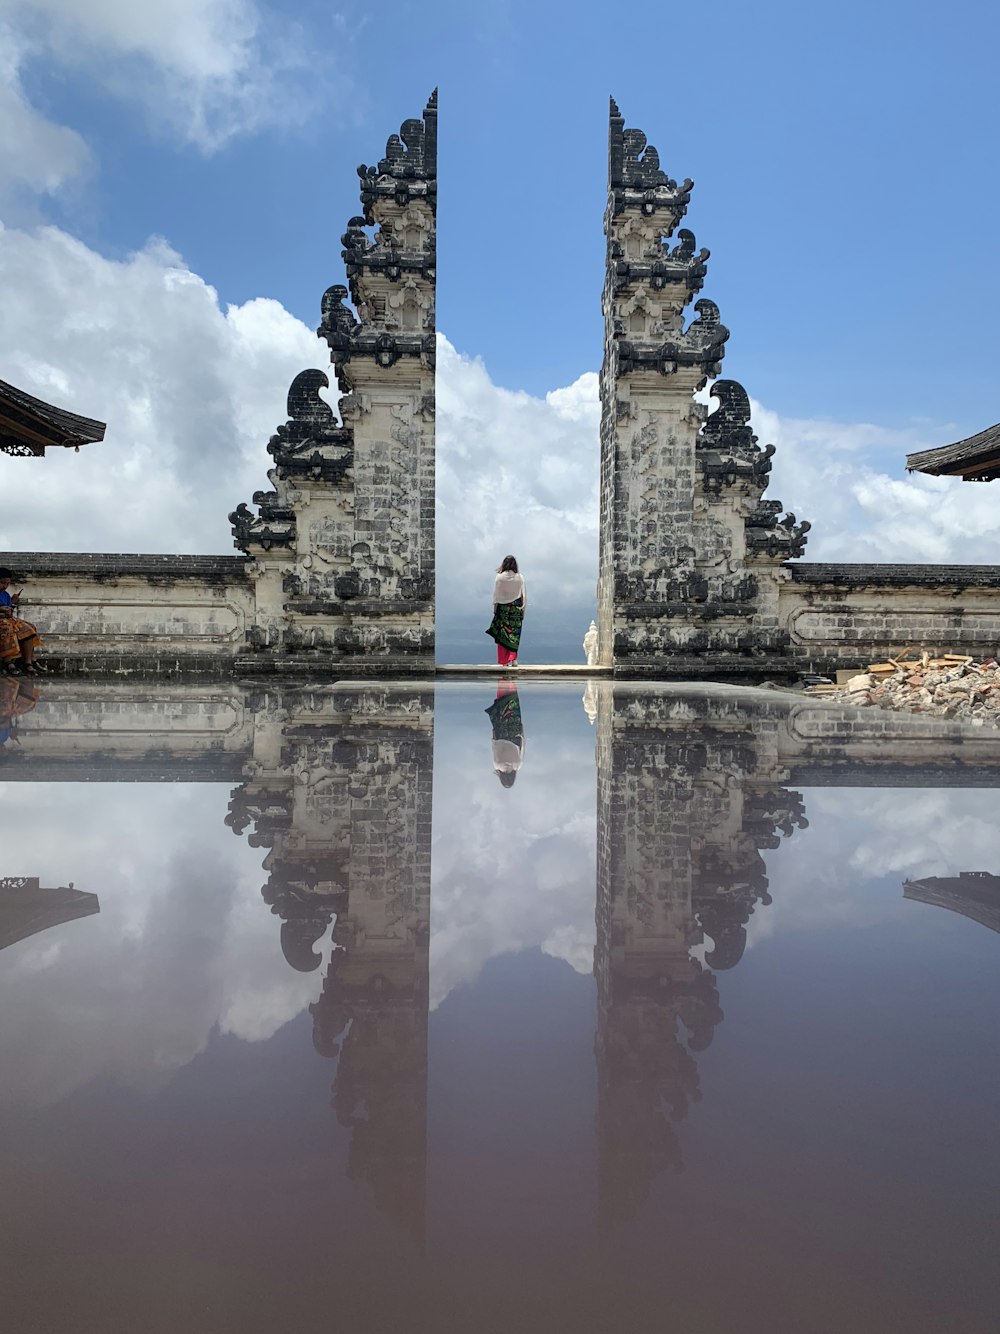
[5,97,998,681]
[0,553,253,678]
[780,563,1000,673]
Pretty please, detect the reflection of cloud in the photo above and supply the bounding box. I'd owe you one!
[0,781,319,1108]
[747,788,1000,948]
[429,694,598,1007]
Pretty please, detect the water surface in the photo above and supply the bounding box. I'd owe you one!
[1,679,999,1333]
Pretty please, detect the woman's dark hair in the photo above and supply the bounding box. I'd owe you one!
[496,769,517,788]
[497,555,518,574]
[0,569,13,581]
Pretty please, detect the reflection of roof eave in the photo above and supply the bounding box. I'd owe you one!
[0,377,107,457]
[906,422,1000,480]
[0,880,100,952]
[903,873,1000,936]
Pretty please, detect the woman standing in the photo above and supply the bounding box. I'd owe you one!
[486,554,526,667]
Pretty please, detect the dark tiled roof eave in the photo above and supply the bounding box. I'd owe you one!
[906,421,1000,477]
[0,377,107,446]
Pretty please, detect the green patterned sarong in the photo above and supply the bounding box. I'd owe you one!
[486,600,523,653]
[485,689,523,740]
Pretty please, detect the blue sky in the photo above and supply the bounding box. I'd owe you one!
[14,0,999,420]
[1,0,998,655]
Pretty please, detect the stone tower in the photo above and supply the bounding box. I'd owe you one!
[598,98,809,675]
[231,93,437,672]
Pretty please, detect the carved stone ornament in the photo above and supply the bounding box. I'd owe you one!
[608,96,692,221]
[697,380,757,454]
[357,90,438,219]
[745,505,812,559]
[617,299,730,379]
[230,368,355,553]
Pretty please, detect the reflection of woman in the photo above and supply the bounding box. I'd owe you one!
[485,680,525,788]
[486,554,526,668]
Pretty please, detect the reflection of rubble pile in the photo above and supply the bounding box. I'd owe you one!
[808,654,1000,728]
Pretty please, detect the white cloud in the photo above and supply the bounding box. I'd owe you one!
[2,220,998,621]
[436,339,601,613]
[756,401,1000,565]
[0,0,320,163]
[0,221,326,554]
[0,23,90,205]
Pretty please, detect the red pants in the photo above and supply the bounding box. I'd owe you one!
[497,645,517,666]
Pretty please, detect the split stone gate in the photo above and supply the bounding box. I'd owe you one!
[5,93,1000,676]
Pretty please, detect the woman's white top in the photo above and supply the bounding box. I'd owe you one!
[493,572,525,606]
[492,739,523,771]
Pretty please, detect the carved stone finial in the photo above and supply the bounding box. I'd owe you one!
[359,89,438,186]
[286,369,335,427]
[699,380,756,453]
[608,96,684,194]
[745,505,812,560]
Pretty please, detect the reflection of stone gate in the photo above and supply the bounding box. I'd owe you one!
[594,688,808,1227]
[226,686,433,1240]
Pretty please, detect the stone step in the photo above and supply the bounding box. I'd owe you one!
[435,664,610,677]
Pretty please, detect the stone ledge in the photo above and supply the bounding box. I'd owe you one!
[785,562,1000,589]
[0,552,252,581]
[612,655,799,682]
[235,653,435,678]
[787,761,1000,787]
[26,652,241,679]
[619,602,757,619]
[285,598,432,616]
[0,755,246,782]
[436,664,612,677]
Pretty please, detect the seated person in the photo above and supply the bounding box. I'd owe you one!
[0,569,42,675]
[0,675,38,749]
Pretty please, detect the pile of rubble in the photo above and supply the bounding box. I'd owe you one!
[805,652,1000,728]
